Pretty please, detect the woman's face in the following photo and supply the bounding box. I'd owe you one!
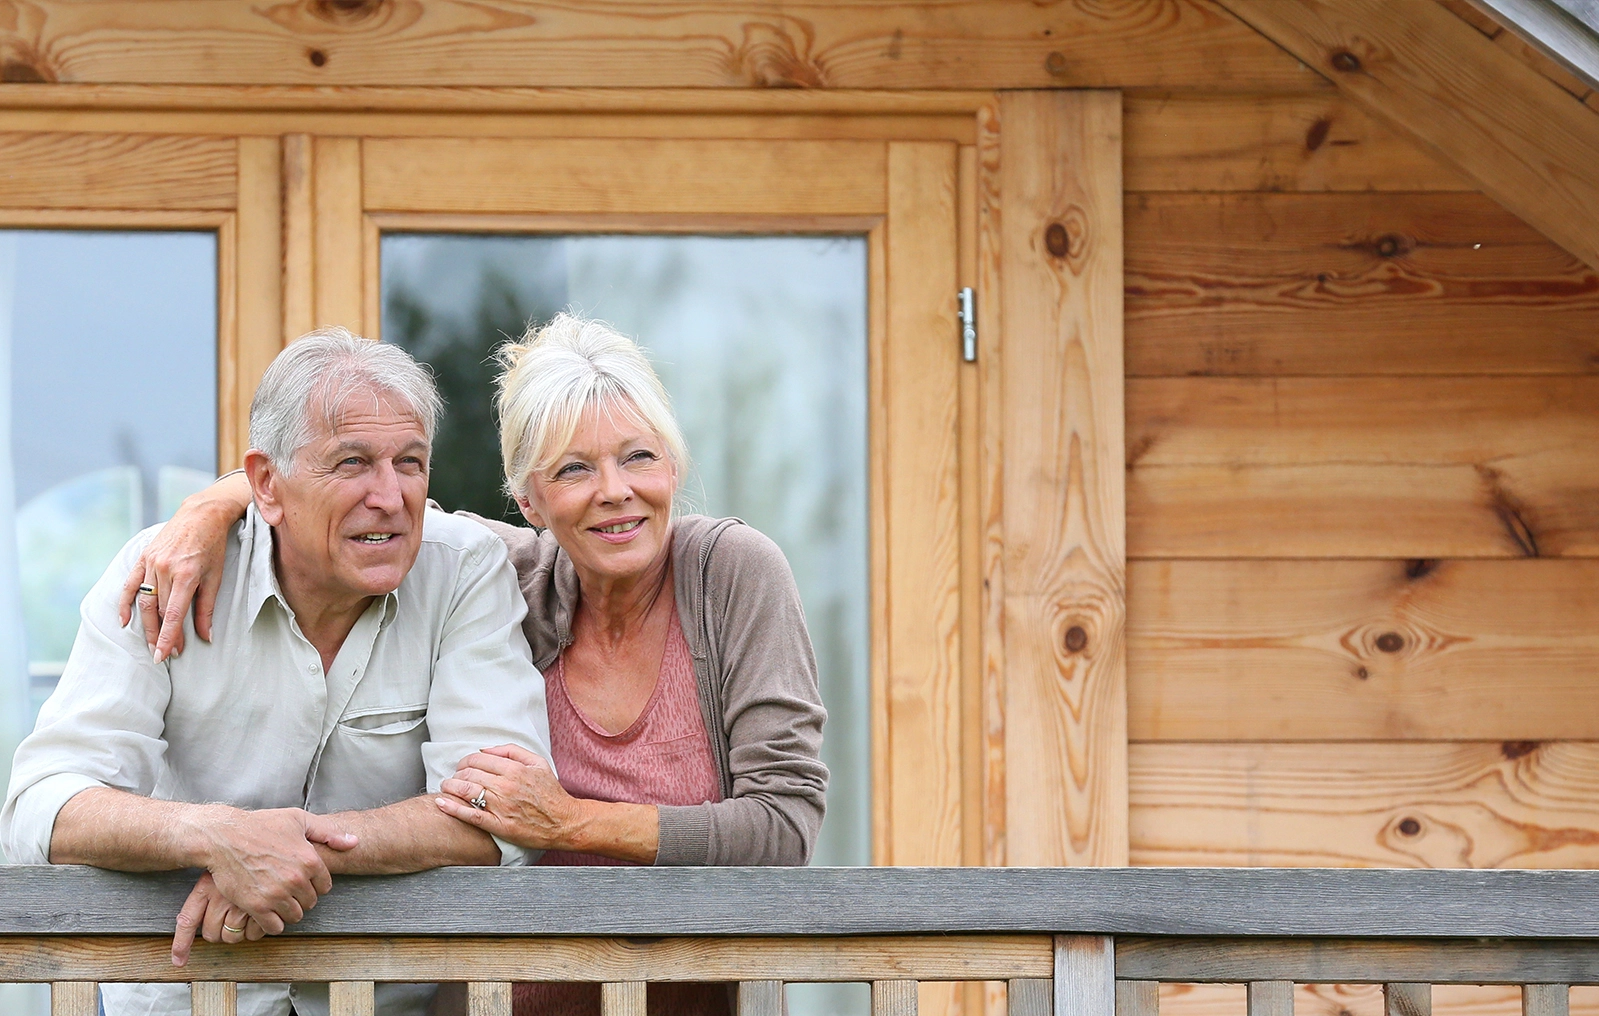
[518,400,677,585]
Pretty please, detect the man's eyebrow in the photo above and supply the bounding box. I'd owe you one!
[329,439,429,457]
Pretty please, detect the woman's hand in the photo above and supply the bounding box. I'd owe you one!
[437,744,661,863]
[117,471,252,662]
[436,744,578,851]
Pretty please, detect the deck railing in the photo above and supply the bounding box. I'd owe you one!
[4,866,1598,1016]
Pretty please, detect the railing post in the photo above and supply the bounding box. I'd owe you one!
[1010,978,1053,1016]
[739,980,784,1016]
[330,980,376,1016]
[192,982,237,1016]
[1524,985,1570,1016]
[602,981,647,1016]
[467,982,512,1016]
[1117,980,1160,1016]
[874,980,919,1016]
[1056,936,1114,1016]
[1248,982,1293,1016]
[1386,983,1430,1016]
[50,983,97,1016]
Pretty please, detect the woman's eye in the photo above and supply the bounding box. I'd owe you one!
[555,462,586,478]
[627,450,658,464]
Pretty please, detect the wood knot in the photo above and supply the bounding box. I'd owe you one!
[1354,666,1369,680]
[1330,50,1362,73]
[1396,817,1422,837]
[309,0,386,25]
[1064,625,1088,654]
[1405,558,1439,580]
[1502,740,1540,761]
[1375,233,1409,258]
[1305,117,1332,153]
[1,59,49,83]
[1044,222,1071,258]
[1375,632,1404,653]
[1044,51,1068,76]
[308,48,329,66]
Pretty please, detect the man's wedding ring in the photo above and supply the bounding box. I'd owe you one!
[471,790,488,810]
[222,921,246,935]
[137,584,157,597]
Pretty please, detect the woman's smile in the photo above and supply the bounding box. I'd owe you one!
[590,517,645,543]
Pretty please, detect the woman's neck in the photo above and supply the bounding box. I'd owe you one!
[573,548,674,646]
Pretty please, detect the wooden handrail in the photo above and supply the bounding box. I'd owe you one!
[6,866,1599,1016]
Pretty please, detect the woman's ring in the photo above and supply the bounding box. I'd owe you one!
[471,790,488,810]
[138,584,157,597]
[222,921,246,935]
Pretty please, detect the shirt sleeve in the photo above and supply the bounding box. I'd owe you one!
[1,532,174,864]
[418,532,554,867]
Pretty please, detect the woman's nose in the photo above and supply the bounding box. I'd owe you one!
[596,460,631,503]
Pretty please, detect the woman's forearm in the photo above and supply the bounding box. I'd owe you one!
[560,800,659,864]
[188,469,252,522]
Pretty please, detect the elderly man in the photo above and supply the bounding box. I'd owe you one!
[1,329,551,1016]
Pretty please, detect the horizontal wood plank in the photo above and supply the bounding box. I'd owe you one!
[0,935,1050,984]
[1127,559,1599,740]
[0,2,1318,89]
[17,866,1599,938]
[1161,983,1599,1016]
[1120,938,1599,984]
[1125,192,1599,376]
[0,132,235,209]
[1124,92,1469,192]
[1129,741,1599,868]
[1127,376,1599,558]
[362,137,886,215]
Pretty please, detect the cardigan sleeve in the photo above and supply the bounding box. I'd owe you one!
[655,524,829,865]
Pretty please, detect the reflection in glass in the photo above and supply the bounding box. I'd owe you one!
[384,236,870,1009]
[0,231,217,891]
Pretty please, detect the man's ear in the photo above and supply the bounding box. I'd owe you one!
[244,450,285,526]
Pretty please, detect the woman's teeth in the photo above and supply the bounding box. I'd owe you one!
[356,533,394,544]
[596,520,643,535]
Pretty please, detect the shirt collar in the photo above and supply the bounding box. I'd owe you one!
[241,503,401,630]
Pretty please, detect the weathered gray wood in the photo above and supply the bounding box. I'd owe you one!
[873,980,918,1016]
[1249,982,1294,1016]
[1116,938,1599,984]
[1386,982,1430,1016]
[49,982,96,1016]
[329,980,375,1016]
[738,981,784,1016]
[467,982,511,1016]
[17,866,1599,938]
[1117,980,1159,1016]
[192,982,236,1016]
[1058,936,1115,1016]
[1524,984,1570,1016]
[1011,979,1053,1016]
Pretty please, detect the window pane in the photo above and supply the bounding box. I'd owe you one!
[0,231,217,878]
[382,233,871,879]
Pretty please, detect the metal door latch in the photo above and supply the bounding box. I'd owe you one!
[957,287,976,362]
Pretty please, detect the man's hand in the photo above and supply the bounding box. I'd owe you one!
[191,808,358,938]
[171,873,266,966]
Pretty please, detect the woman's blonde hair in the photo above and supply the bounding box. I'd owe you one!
[495,312,688,498]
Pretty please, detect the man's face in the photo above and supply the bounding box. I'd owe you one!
[257,393,429,612]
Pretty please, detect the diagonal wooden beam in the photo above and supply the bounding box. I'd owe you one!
[1216,0,1599,272]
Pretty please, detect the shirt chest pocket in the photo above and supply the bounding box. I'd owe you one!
[305,704,430,814]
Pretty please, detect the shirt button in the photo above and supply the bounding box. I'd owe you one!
[307,664,317,673]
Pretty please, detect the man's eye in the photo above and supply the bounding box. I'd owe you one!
[340,457,363,467]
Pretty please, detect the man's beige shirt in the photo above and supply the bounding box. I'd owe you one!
[2,505,552,1016]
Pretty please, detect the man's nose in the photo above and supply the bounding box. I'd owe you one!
[366,460,405,512]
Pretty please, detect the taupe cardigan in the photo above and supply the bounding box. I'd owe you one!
[464,513,829,866]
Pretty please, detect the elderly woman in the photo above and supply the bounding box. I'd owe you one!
[123,314,828,1015]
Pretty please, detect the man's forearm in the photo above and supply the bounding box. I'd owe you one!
[50,787,224,869]
[317,796,500,874]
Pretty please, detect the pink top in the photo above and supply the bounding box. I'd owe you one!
[516,611,729,1016]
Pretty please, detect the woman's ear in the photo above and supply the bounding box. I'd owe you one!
[514,490,546,530]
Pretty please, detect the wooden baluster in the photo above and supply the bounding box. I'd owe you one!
[1009,978,1053,1016]
[330,981,377,1016]
[50,982,97,1016]
[192,982,238,1016]
[602,982,647,1016]
[467,982,513,1016]
[1056,936,1115,1016]
[1248,982,1294,1016]
[1524,985,1570,1016]
[738,980,784,1016]
[873,980,919,1016]
[1386,983,1431,1016]
[1118,981,1160,1016]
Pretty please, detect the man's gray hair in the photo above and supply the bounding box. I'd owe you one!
[249,327,442,474]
